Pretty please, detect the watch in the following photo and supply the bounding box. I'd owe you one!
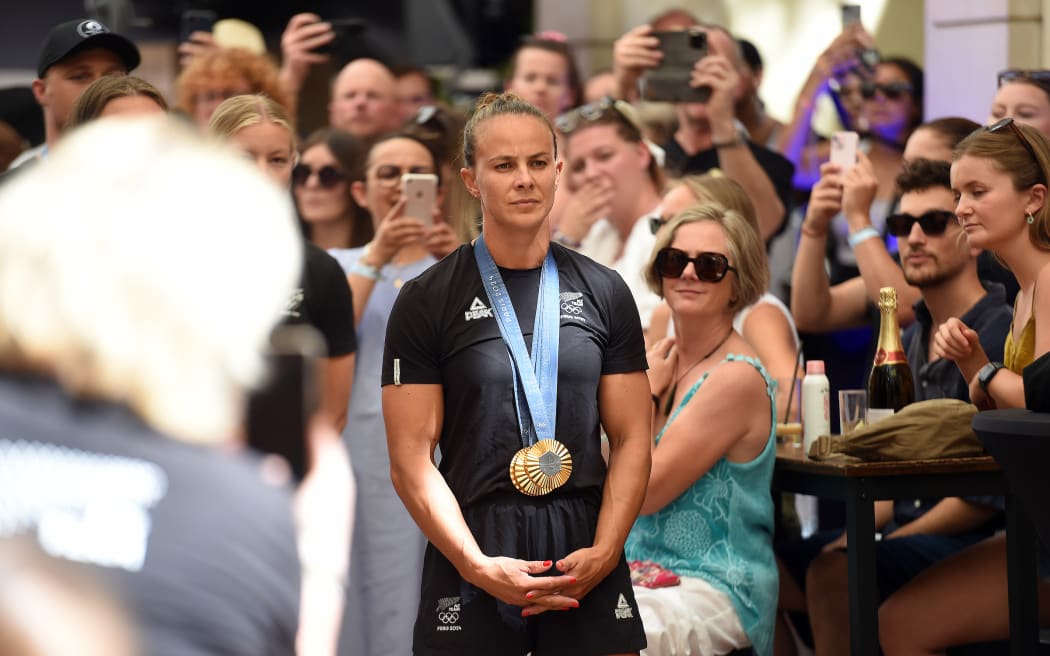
[977,361,1005,391]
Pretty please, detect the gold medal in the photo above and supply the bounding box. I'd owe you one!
[509,446,544,496]
[521,439,572,495]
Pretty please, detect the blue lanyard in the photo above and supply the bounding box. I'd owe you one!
[474,236,560,447]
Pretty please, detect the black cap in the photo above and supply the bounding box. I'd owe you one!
[36,18,140,78]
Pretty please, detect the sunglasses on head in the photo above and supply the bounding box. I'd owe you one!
[885,210,955,237]
[374,164,432,185]
[292,164,347,189]
[859,80,913,100]
[555,96,641,135]
[997,69,1050,91]
[984,116,1041,166]
[654,248,736,282]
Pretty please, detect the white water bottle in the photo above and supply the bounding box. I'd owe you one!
[802,360,830,455]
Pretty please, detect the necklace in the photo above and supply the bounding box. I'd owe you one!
[662,326,734,416]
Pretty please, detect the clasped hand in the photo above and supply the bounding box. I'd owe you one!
[472,546,615,617]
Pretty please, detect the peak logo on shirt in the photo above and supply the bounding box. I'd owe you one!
[464,296,493,321]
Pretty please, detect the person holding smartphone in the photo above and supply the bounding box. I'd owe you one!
[382,92,651,655]
[613,19,792,244]
[325,132,443,656]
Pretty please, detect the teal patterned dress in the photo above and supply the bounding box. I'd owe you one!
[625,354,778,656]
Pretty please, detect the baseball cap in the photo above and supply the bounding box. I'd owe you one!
[36,18,141,78]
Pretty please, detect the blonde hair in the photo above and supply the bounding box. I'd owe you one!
[0,116,301,444]
[207,93,295,148]
[645,203,767,309]
[677,174,757,231]
[67,75,167,129]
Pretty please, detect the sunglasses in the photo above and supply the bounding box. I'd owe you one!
[373,164,432,186]
[654,248,736,282]
[555,96,641,135]
[984,117,1040,166]
[997,69,1050,91]
[859,81,913,100]
[292,164,347,189]
[885,210,955,237]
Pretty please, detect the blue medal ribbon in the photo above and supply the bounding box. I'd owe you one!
[473,236,559,447]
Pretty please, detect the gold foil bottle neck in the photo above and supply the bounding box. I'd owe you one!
[878,287,898,312]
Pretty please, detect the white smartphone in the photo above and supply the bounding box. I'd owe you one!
[830,131,859,171]
[401,173,438,226]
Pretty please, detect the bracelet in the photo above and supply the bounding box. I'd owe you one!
[712,133,745,149]
[847,226,880,249]
[349,258,381,280]
[800,223,827,239]
[552,230,582,249]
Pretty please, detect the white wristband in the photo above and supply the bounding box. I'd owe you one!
[848,226,880,249]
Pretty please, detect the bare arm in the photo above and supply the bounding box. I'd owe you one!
[843,152,919,326]
[791,164,870,331]
[278,13,334,102]
[611,24,661,102]
[347,198,426,326]
[383,383,575,614]
[318,353,354,433]
[742,304,801,420]
[555,371,652,597]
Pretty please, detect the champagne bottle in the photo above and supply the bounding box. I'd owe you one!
[867,287,915,423]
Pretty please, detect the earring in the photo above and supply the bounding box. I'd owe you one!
[1028,212,1035,225]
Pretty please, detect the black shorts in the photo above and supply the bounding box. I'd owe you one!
[413,544,646,656]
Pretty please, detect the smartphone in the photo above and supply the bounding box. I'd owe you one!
[314,17,368,56]
[841,4,862,28]
[402,173,438,226]
[180,9,218,43]
[246,324,325,483]
[639,28,710,103]
[830,130,860,171]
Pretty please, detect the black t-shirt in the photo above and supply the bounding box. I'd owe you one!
[382,242,647,509]
[283,241,357,357]
[0,374,300,656]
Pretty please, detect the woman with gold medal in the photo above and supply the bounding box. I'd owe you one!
[382,92,652,656]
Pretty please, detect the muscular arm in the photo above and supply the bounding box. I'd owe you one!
[852,237,919,326]
[714,142,785,241]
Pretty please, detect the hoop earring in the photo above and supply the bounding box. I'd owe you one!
[1028,212,1036,225]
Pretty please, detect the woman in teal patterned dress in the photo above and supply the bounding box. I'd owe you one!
[626,203,778,656]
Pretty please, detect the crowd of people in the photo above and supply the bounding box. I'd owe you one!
[1,6,1049,656]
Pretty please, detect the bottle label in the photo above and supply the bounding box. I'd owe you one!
[868,408,895,424]
[874,348,907,365]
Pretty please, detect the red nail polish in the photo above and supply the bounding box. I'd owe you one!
[569,577,577,584]
[543,560,552,567]
[521,610,530,617]
[572,601,580,608]
[525,592,534,599]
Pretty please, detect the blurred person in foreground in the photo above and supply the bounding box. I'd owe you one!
[0,115,303,655]
[382,92,651,655]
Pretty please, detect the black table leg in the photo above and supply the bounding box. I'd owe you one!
[846,479,878,656]
[1006,494,1039,655]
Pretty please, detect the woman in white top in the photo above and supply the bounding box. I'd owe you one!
[649,174,801,422]
[554,97,667,328]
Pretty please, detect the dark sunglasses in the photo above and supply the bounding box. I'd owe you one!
[885,210,955,237]
[654,248,736,282]
[292,164,347,189]
[555,96,641,135]
[984,117,1040,166]
[859,80,913,100]
[374,164,432,185]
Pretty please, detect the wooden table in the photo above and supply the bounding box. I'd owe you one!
[774,444,1038,655]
